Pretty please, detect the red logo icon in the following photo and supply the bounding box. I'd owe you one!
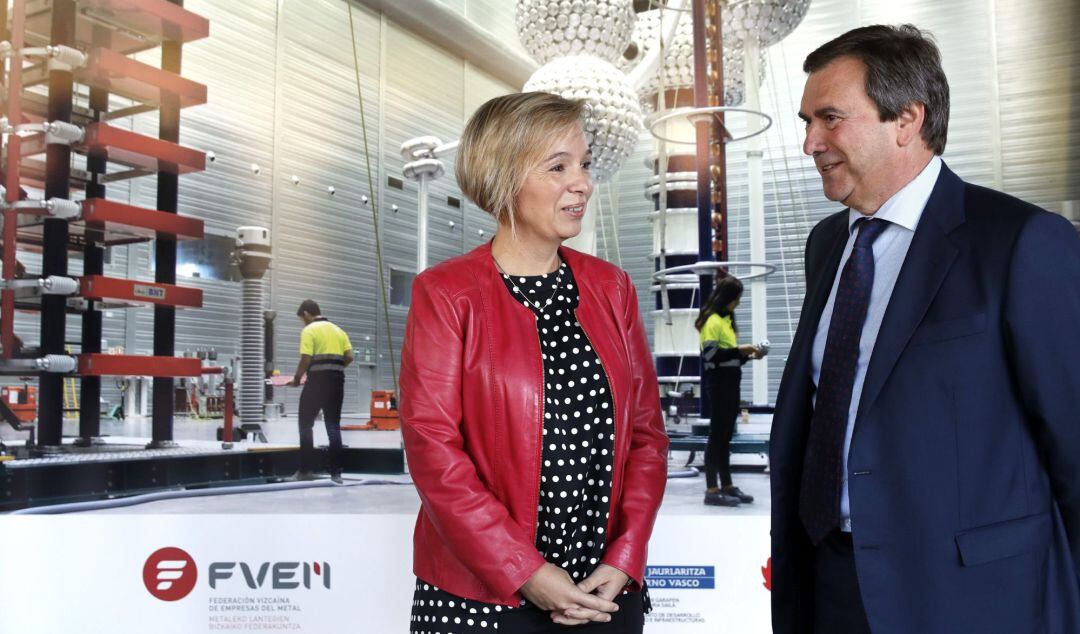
[761,557,772,591]
[144,547,198,601]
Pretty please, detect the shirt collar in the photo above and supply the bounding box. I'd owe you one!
[847,155,942,233]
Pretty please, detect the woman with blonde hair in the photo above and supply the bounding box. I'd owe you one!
[400,92,668,632]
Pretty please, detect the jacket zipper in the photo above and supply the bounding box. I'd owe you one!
[530,311,545,552]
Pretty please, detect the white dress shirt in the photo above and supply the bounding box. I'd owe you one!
[810,155,942,531]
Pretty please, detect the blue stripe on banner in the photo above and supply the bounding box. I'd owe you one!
[646,577,715,589]
[645,566,716,590]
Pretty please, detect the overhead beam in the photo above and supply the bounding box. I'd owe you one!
[352,0,538,89]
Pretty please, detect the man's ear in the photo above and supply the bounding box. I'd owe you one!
[896,101,926,148]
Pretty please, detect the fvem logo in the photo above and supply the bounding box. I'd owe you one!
[144,547,199,601]
[209,561,332,590]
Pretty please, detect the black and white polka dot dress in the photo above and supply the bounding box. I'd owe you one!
[409,260,620,633]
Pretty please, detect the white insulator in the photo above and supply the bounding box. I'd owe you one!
[236,226,271,249]
[46,44,88,71]
[238,277,265,425]
[44,121,85,145]
[37,354,77,373]
[45,198,82,219]
[0,41,12,58]
[41,276,80,295]
[399,136,442,162]
[403,158,445,182]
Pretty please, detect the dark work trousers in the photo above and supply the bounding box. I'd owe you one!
[814,530,872,634]
[298,371,344,476]
[704,367,741,489]
[497,591,644,633]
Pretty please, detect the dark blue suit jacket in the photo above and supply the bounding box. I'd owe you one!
[770,163,1080,633]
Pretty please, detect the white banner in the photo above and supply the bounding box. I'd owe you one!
[0,514,771,633]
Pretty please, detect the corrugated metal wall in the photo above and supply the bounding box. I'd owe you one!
[13,0,1074,419]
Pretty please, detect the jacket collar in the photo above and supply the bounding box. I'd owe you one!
[461,239,595,300]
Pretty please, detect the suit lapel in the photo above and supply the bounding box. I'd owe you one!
[777,213,851,432]
[790,218,849,381]
[855,164,966,423]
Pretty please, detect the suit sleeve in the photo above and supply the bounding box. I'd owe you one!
[600,271,670,588]
[399,273,546,598]
[1002,211,1080,579]
[770,221,825,634]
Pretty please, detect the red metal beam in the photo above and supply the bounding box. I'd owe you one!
[80,275,203,308]
[81,198,204,240]
[23,0,209,54]
[78,354,203,377]
[82,122,205,175]
[15,198,205,250]
[80,48,207,111]
[79,0,210,43]
[223,380,234,443]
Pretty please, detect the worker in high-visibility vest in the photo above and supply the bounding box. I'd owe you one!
[291,299,353,484]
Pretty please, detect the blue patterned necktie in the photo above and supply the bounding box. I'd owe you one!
[799,217,889,545]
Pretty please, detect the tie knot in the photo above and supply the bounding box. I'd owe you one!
[853,218,888,249]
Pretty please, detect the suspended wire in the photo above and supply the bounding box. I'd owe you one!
[596,190,610,261]
[672,284,697,394]
[347,1,398,391]
[605,181,622,267]
[761,51,796,338]
[771,42,815,342]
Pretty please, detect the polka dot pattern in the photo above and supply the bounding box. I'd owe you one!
[409,260,621,633]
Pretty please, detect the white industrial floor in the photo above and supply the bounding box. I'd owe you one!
[1,412,772,516]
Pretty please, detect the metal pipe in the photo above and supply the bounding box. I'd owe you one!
[744,38,768,405]
[417,173,429,272]
[150,2,184,449]
[1,0,26,360]
[628,0,688,91]
[691,0,712,421]
[79,44,110,445]
[656,3,673,327]
[37,0,76,449]
[691,0,712,299]
[222,378,234,446]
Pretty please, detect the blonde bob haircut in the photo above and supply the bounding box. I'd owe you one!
[456,92,586,232]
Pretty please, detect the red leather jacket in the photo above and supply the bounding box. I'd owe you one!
[400,241,669,606]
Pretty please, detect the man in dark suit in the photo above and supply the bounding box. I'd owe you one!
[770,24,1080,634]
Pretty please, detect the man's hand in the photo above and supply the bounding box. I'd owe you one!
[520,563,618,626]
[738,343,760,359]
[289,377,301,387]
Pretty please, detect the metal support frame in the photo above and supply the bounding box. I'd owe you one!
[76,21,112,447]
[1,0,24,364]
[37,0,77,450]
[690,0,714,417]
[149,0,184,449]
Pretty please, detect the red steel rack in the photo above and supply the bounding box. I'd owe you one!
[1,0,211,448]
